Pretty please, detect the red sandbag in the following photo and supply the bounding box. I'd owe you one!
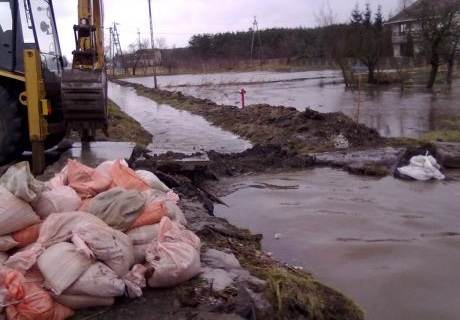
[12,224,41,248]
[0,268,74,320]
[130,200,168,229]
[110,160,150,192]
[67,160,111,199]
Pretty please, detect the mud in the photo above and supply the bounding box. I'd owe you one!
[111,79,386,154]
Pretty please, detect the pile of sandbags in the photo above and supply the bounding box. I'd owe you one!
[0,160,201,320]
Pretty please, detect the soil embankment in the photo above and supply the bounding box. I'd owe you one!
[111,80,386,154]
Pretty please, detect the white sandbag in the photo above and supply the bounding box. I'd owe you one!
[32,186,82,219]
[65,262,126,297]
[135,170,170,192]
[398,154,445,181]
[127,224,160,246]
[146,217,201,288]
[0,252,8,264]
[38,242,93,295]
[72,222,135,276]
[0,186,40,236]
[95,160,128,180]
[5,212,106,272]
[0,235,18,252]
[54,294,114,310]
[86,187,145,231]
[0,161,46,202]
[133,244,149,264]
[46,165,69,189]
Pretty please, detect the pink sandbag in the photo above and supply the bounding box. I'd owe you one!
[0,186,40,236]
[145,217,201,288]
[67,160,112,199]
[0,267,74,320]
[110,160,150,192]
[5,212,106,272]
[32,187,82,219]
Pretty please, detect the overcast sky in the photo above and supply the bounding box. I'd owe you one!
[52,0,401,58]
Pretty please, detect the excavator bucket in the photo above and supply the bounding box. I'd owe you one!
[61,69,108,139]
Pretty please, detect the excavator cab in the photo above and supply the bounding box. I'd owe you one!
[0,0,107,173]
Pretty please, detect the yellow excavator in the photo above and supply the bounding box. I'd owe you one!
[0,0,107,174]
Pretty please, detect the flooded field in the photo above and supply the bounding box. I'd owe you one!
[215,169,460,320]
[127,71,460,139]
[108,82,251,154]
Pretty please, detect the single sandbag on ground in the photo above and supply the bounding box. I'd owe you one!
[0,161,46,202]
[32,187,82,219]
[0,235,18,252]
[67,159,112,199]
[0,186,40,236]
[65,262,126,297]
[38,242,93,295]
[146,217,201,288]
[6,212,106,272]
[54,295,114,310]
[135,170,170,192]
[72,223,135,276]
[86,187,145,231]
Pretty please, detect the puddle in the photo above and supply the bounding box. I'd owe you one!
[215,168,460,320]
[128,71,460,139]
[108,82,251,154]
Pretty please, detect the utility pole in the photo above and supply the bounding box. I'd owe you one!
[109,26,113,75]
[148,0,158,89]
[112,22,125,75]
[250,16,263,66]
[137,29,141,50]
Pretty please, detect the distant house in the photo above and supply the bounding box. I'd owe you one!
[385,0,460,58]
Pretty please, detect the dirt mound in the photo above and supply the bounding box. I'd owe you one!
[112,80,384,153]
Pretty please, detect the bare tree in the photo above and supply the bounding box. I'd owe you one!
[315,0,338,27]
[417,0,460,88]
[399,0,416,11]
[315,1,354,87]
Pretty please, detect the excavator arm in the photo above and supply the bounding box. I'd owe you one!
[61,0,108,140]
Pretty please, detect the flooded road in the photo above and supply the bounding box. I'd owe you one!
[108,82,251,154]
[127,71,460,139]
[215,169,460,320]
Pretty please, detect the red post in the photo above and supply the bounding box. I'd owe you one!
[240,88,246,108]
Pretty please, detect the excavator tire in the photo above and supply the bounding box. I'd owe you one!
[0,85,24,165]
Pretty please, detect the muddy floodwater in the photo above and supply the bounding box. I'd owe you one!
[127,71,460,139]
[108,82,251,154]
[216,169,460,320]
